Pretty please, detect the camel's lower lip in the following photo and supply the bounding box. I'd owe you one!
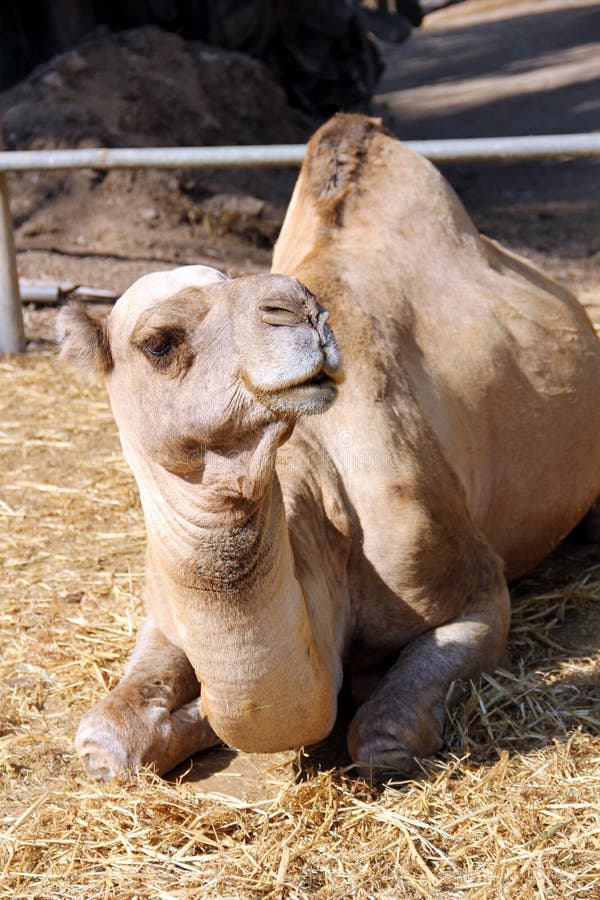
[272,373,338,400]
[251,373,339,415]
[249,367,342,397]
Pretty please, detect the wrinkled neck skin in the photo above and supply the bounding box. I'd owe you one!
[119,431,342,753]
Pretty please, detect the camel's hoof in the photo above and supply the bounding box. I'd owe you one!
[347,702,443,782]
[350,740,419,782]
[80,749,120,783]
[75,720,135,782]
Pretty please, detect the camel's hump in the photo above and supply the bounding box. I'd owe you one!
[304,113,389,225]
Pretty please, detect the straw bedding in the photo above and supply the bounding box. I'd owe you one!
[1,351,599,898]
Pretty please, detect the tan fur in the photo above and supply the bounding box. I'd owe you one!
[59,119,600,781]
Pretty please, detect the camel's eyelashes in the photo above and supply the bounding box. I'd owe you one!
[145,337,175,357]
[139,329,193,376]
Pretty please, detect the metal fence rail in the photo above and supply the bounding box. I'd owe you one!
[2,132,600,353]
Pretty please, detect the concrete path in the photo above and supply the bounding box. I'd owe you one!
[376,0,600,138]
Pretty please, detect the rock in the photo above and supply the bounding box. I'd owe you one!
[58,50,89,76]
[201,193,282,245]
[40,71,65,90]
[19,214,62,238]
[138,207,160,223]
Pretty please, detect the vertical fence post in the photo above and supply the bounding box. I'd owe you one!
[0,173,25,354]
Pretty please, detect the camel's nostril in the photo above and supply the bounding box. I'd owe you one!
[258,303,304,327]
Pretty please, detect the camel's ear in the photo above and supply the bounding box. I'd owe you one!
[57,303,113,375]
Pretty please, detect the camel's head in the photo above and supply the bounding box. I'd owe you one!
[58,266,342,498]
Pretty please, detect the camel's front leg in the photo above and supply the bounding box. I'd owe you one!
[347,580,510,778]
[76,619,220,781]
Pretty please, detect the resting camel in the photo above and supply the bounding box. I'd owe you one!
[59,115,600,781]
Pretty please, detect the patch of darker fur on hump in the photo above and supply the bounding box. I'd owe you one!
[306,113,387,227]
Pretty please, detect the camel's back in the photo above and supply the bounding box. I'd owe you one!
[273,115,600,578]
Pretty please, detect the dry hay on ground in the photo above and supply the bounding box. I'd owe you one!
[1,351,599,899]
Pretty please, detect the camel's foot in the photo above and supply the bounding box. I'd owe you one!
[346,694,445,781]
[76,694,220,781]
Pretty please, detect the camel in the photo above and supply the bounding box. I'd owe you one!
[59,114,600,781]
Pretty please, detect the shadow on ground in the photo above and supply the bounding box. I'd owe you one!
[377,2,600,138]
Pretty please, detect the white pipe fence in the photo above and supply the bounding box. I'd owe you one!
[2,132,600,353]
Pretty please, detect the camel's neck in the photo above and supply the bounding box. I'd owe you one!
[121,437,341,752]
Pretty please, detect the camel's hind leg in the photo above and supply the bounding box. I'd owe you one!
[347,578,510,779]
[76,619,220,781]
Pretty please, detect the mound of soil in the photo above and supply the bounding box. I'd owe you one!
[0,25,313,150]
[0,26,318,281]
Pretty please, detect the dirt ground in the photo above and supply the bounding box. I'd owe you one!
[0,23,315,336]
[1,0,600,895]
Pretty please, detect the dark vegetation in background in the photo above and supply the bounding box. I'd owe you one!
[0,0,424,115]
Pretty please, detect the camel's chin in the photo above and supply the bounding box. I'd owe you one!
[257,377,339,416]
